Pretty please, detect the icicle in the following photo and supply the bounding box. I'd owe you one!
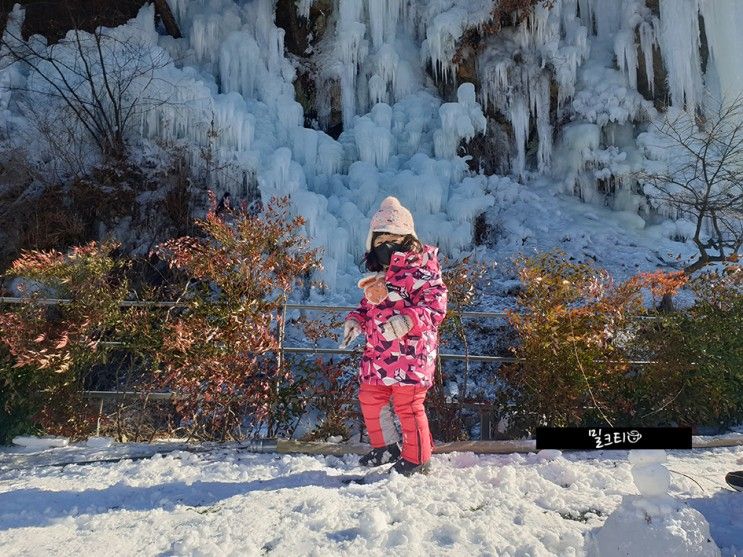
[433,83,486,159]
[0,4,26,115]
[190,13,241,71]
[368,0,402,51]
[614,29,638,90]
[535,74,552,172]
[317,135,344,176]
[214,93,255,152]
[510,97,529,178]
[421,0,495,82]
[659,0,702,112]
[593,0,622,40]
[561,0,579,32]
[699,0,743,112]
[353,112,393,168]
[165,0,189,28]
[424,8,468,82]
[577,0,594,32]
[296,0,315,20]
[334,0,368,130]
[638,19,658,97]
[368,74,387,105]
[220,32,261,99]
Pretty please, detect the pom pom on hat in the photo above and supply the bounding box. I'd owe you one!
[366,196,417,251]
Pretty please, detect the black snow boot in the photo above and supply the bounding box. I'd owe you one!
[389,458,430,477]
[359,443,401,467]
[726,470,743,491]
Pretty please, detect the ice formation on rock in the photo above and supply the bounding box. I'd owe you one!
[3,0,743,292]
[659,0,703,112]
[699,0,743,118]
[0,4,26,125]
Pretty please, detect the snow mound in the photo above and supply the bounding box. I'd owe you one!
[586,495,720,557]
[85,437,115,449]
[586,450,721,557]
[12,436,69,449]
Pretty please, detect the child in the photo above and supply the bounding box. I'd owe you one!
[340,196,448,476]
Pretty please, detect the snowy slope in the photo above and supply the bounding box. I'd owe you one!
[0,442,741,556]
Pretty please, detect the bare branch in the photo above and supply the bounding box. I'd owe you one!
[638,99,743,273]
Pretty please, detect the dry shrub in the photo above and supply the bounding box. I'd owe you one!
[633,265,743,430]
[426,257,488,441]
[0,241,129,438]
[153,195,321,440]
[499,252,657,434]
[298,357,359,441]
[0,149,86,270]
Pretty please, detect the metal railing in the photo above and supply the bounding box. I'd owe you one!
[1,295,663,439]
[0,296,659,367]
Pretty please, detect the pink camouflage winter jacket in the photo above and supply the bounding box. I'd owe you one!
[346,244,448,388]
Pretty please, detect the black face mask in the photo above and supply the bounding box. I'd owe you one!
[373,242,405,267]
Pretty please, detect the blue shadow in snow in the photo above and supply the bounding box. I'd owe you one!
[0,469,358,531]
[684,488,743,552]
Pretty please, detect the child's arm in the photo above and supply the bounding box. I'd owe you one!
[398,260,448,335]
[340,297,371,348]
[346,296,371,327]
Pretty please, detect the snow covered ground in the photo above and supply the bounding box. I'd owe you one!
[1,442,741,556]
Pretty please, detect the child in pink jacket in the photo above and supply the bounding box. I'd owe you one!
[340,197,448,476]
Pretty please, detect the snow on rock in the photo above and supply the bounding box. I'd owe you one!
[586,450,721,557]
[420,0,495,82]
[353,104,394,168]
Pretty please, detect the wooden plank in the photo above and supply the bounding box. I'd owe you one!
[692,434,743,449]
[277,440,370,456]
[274,436,743,456]
[275,439,538,456]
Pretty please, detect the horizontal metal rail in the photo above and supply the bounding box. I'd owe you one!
[0,297,664,321]
[94,342,652,366]
[284,303,512,319]
[0,297,187,308]
[82,390,177,401]
[79,391,503,406]
[0,297,514,318]
[2,296,657,366]
[280,346,520,363]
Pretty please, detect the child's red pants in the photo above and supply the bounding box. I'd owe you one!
[359,383,432,464]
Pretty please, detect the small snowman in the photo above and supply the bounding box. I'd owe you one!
[586,449,720,557]
[629,449,672,499]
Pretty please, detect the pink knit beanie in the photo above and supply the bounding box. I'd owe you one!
[366,196,417,251]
